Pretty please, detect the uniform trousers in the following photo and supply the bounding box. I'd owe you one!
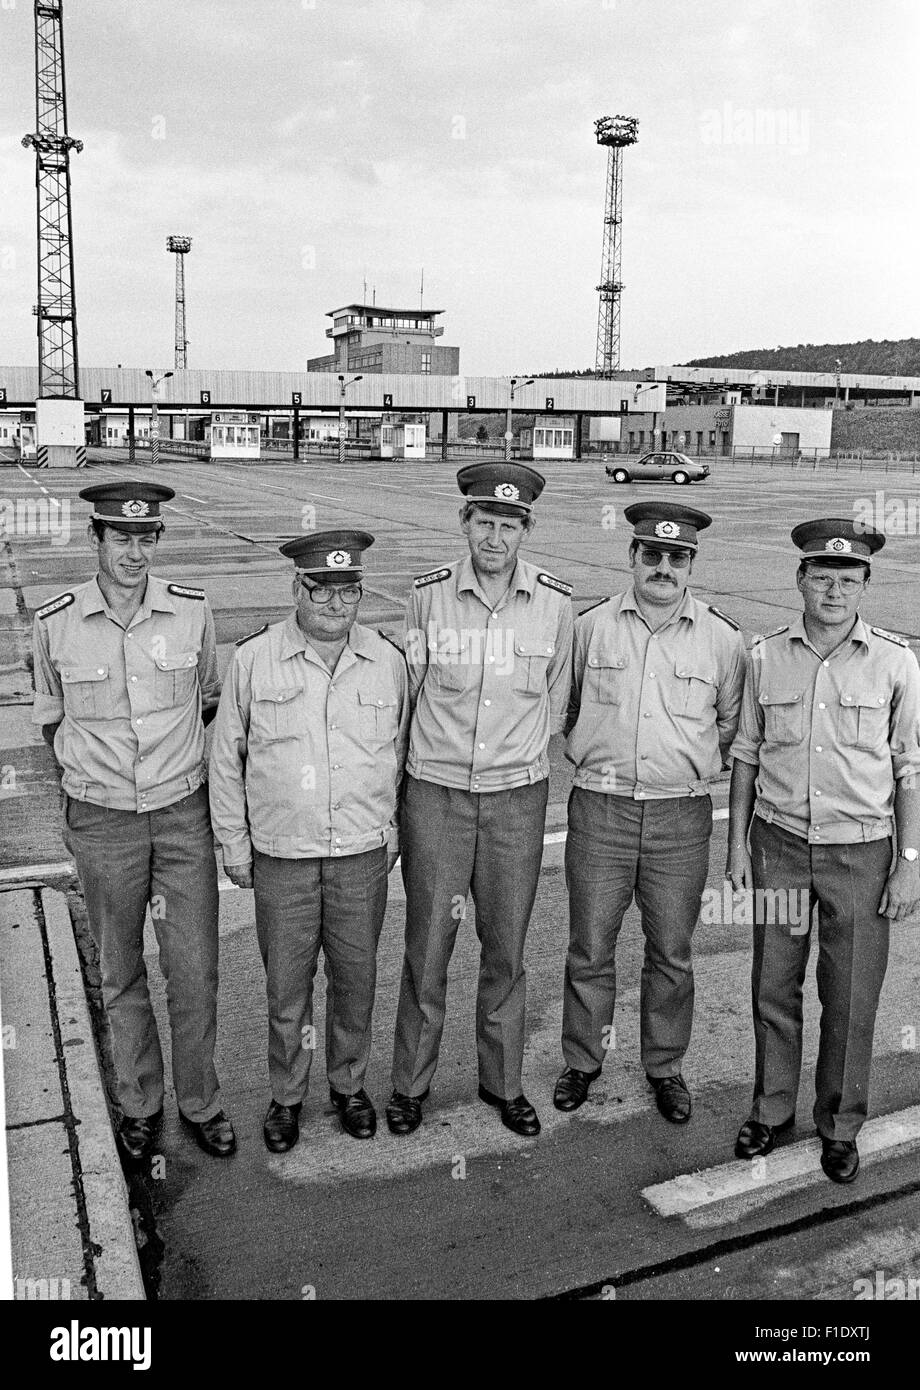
[253,846,388,1105]
[391,775,549,1100]
[562,788,713,1077]
[62,784,221,1122]
[748,816,891,1141]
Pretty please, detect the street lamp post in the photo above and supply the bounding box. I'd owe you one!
[145,369,173,468]
[505,377,534,462]
[632,382,661,453]
[834,359,842,407]
[337,374,363,466]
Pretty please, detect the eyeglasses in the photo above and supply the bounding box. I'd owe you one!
[298,580,363,605]
[638,546,692,569]
[803,573,865,593]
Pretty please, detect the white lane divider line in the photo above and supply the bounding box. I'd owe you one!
[181,493,207,503]
[642,1105,920,1220]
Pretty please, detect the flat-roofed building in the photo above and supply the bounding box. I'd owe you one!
[307,303,460,377]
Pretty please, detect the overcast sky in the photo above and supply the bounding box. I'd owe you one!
[1,0,918,375]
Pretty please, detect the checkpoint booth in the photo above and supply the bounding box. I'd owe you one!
[373,420,395,458]
[209,411,261,460]
[19,414,36,459]
[519,415,576,460]
[393,422,425,459]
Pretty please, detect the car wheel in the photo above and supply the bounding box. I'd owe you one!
[672,471,689,484]
[612,468,630,483]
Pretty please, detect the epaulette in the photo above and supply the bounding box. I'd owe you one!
[537,572,572,596]
[413,568,451,588]
[35,592,74,620]
[168,583,205,601]
[577,597,610,618]
[708,604,740,632]
[752,625,789,645]
[378,629,406,656]
[235,624,268,647]
[872,626,909,648]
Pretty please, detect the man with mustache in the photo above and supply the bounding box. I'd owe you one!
[387,463,573,1138]
[727,518,920,1183]
[554,501,746,1123]
[31,480,235,1162]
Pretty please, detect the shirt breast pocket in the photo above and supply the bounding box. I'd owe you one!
[429,633,472,693]
[585,652,627,705]
[674,663,717,720]
[838,690,890,750]
[511,637,555,696]
[61,664,113,720]
[250,684,303,740]
[357,686,398,742]
[153,651,198,709]
[759,689,805,745]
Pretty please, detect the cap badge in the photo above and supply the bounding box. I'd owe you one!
[122,499,150,517]
[494,483,520,501]
[326,549,352,568]
[655,520,680,539]
[825,537,852,553]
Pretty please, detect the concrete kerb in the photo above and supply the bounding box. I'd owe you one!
[40,888,145,1301]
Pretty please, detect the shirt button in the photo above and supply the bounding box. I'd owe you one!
[484,699,491,707]
[478,742,486,750]
[330,723,337,730]
[97,668,104,675]
[878,697,885,704]
[333,803,340,810]
[131,676,138,683]
[335,838,341,844]
[488,656,494,663]
[649,672,656,679]
[136,718,143,725]
[815,745,822,752]
[332,764,341,770]
[643,712,651,719]
[818,702,826,709]
[814,790,822,796]
[377,699,383,706]
[823,661,829,667]
[640,753,648,759]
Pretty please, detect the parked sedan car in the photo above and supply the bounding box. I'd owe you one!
[605,451,710,484]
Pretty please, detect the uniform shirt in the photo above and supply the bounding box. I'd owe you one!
[565,586,747,799]
[31,574,219,813]
[404,554,574,793]
[730,613,920,844]
[208,614,410,863]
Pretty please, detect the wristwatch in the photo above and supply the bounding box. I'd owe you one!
[898,847,919,862]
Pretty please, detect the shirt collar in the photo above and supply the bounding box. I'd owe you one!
[279,612,378,663]
[789,611,870,649]
[618,584,697,625]
[80,573,175,620]
[456,554,534,600]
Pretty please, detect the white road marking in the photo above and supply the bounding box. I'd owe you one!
[181,493,208,503]
[642,1105,920,1221]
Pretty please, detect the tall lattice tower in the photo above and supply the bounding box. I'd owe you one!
[22,0,83,398]
[166,235,192,369]
[594,114,638,377]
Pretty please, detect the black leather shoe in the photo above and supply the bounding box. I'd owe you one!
[117,1108,163,1162]
[478,1084,541,1136]
[385,1089,429,1135]
[263,1100,301,1153]
[330,1087,376,1139]
[820,1137,859,1184]
[553,1066,601,1112]
[179,1109,237,1157]
[648,1073,692,1124]
[734,1115,795,1159]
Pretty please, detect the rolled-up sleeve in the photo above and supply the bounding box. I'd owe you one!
[31,616,64,726]
[890,648,920,781]
[197,599,221,714]
[547,598,574,734]
[729,650,764,767]
[208,652,253,866]
[717,634,748,760]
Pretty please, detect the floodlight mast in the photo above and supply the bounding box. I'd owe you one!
[22,0,83,399]
[594,115,638,378]
[167,236,193,369]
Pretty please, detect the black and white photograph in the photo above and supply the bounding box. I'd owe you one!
[1,0,919,1354]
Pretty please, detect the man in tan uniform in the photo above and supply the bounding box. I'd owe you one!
[32,481,235,1162]
[209,530,409,1149]
[728,518,920,1183]
[387,463,573,1138]
[555,501,746,1122]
